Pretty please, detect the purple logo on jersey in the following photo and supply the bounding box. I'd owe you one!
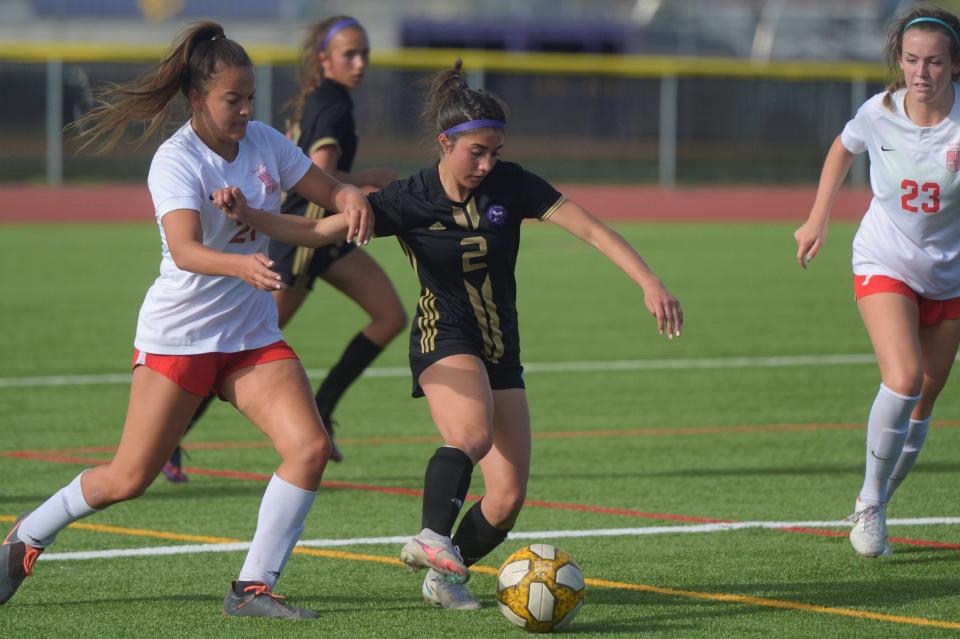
[486,204,507,226]
[255,164,279,194]
[948,145,960,173]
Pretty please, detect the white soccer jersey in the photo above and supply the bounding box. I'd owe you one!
[842,85,960,299]
[135,120,313,354]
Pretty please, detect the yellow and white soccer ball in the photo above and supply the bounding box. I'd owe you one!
[495,544,585,632]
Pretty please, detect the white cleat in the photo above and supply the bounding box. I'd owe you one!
[422,569,481,610]
[848,498,893,558]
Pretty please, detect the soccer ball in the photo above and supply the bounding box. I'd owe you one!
[495,544,585,632]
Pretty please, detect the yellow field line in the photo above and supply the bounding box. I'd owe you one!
[293,547,404,567]
[58,521,238,544]
[584,577,960,631]
[2,514,957,630]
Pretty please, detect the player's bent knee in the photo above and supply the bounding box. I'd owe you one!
[485,490,526,527]
[280,432,331,469]
[882,371,923,397]
[384,307,408,338]
[101,473,153,504]
[455,433,494,462]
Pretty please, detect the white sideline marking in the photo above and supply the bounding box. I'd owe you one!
[0,354,878,389]
[38,518,960,562]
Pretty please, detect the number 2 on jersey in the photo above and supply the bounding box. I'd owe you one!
[461,236,488,273]
[900,179,940,214]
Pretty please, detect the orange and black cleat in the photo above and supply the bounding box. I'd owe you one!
[0,513,42,605]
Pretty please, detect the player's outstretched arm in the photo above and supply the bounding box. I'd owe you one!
[161,208,283,291]
[548,199,683,339]
[794,135,857,269]
[211,186,351,249]
[290,164,373,244]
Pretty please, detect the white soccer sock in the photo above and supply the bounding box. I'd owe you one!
[858,384,919,505]
[886,416,931,501]
[17,472,98,548]
[238,473,317,588]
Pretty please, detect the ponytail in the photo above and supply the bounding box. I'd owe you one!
[70,21,251,154]
[421,59,507,142]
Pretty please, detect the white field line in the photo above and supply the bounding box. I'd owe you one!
[38,518,960,563]
[0,354,878,389]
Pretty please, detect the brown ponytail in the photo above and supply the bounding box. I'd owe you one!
[422,59,507,141]
[881,5,960,110]
[70,20,252,154]
[286,16,364,127]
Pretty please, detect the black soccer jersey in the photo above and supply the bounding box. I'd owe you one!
[282,79,357,219]
[370,160,566,364]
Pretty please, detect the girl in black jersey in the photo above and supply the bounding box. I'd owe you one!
[211,60,684,609]
[272,16,405,461]
[162,16,405,477]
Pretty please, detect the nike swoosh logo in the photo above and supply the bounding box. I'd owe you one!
[881,146,895,151]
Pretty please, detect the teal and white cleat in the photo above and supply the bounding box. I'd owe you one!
[422,569,481,610]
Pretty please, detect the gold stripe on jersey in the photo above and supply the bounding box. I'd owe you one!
[417,289,439,353]
[539,195,567,221]
[465,275,504,363]
[397,237,418,274]
[452,199,482,231]
[291,202,326,290]
[308,136,341,157]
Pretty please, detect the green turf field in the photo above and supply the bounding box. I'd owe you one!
[1,221,959,638]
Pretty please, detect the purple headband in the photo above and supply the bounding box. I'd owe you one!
[320,18,362,51]
[441,119,506,137]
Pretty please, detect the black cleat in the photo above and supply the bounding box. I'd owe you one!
[223,581,319,619]
[0,513,42,605]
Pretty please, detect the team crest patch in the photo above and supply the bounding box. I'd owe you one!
[486,204,507,226]
[947,144,960,173]
[255,164,279,194]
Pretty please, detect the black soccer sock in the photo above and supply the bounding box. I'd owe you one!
[452,500,510,566]
[315,332,383,421]
[421,447,474,537]
[168,394,215,465]
[187,394,215,433]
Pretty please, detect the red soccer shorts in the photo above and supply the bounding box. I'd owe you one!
[132,340,299,397]
[854,274,960,326]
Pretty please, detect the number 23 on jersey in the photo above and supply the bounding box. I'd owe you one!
[900,179,940,214]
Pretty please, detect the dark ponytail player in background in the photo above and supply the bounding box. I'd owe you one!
[209,59,684,610]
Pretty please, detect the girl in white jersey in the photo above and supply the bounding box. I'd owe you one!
[0,21,373,618]
[795,6,960,558]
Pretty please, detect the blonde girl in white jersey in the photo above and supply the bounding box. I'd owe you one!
[0,21,373,617]
[795,5,960,558]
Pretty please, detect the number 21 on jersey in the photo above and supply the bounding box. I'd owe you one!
[229,220,257,243]
[900,179,940,214]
